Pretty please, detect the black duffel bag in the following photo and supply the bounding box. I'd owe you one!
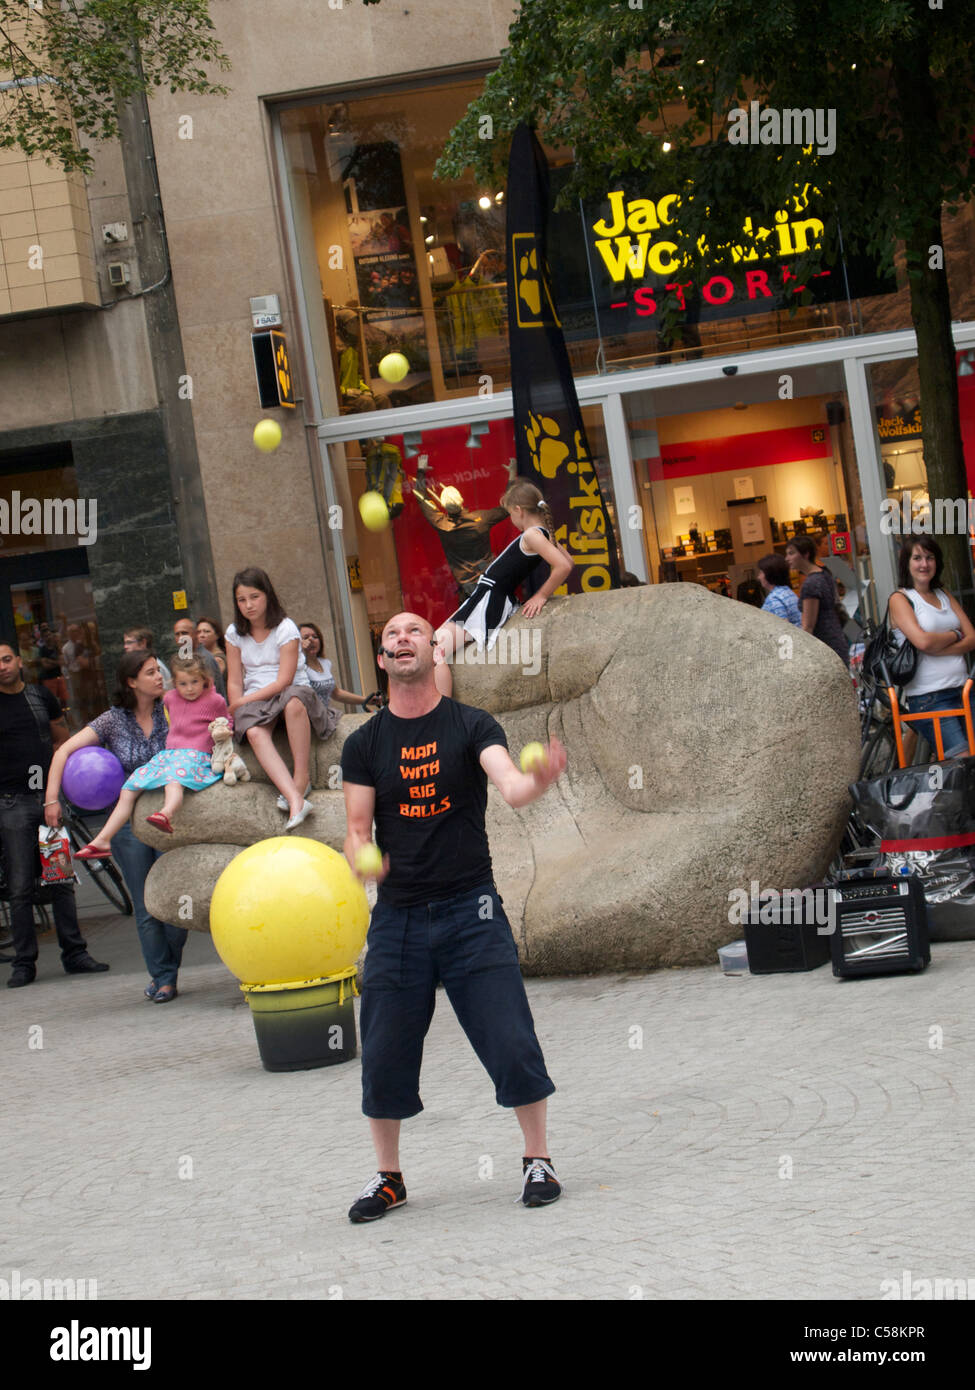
[849,757,975,940]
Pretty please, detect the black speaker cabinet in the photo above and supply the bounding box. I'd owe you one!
[743,893,833,974]
[830,877,929,977]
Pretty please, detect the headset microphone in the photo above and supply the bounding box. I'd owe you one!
[378,639,438,658]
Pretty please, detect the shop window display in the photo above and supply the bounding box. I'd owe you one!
[280,75,931,419]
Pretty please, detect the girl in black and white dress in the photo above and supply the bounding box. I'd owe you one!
[433,480,573,697]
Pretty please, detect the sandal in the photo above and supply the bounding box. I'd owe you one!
[145,812,174,834]
[153,985,178,1003]
[144,980,159,999]
[74,844,112,861]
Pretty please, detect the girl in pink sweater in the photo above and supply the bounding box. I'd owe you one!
[76,655,230,854]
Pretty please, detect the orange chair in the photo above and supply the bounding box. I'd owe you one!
[887,677,975,767]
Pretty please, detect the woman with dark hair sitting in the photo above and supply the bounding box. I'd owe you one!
[889,536,975,759]
[756,554,801,627]
[784,534,850,667]
[45,650,187,1002]
[298,622,366,708]
[195,616,227,681]
[225,568,337,831]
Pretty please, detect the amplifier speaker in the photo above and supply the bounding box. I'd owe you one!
[830,877,929,977]
[743,893,833,974]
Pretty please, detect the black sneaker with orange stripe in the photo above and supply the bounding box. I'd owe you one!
[520,1156,562,1206]
[348,1171,407,1223]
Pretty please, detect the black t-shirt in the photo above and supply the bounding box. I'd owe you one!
[0,683,62,793]
[340,697,508,906]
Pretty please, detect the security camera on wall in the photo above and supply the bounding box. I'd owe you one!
[722,365,738,377]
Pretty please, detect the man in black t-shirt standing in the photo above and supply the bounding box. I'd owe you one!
[341,611,567,1222]
[0,641,109,987]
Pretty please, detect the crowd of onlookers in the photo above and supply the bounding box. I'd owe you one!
[2,582,350,996]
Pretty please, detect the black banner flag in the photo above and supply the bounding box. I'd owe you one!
[505,124,621,594]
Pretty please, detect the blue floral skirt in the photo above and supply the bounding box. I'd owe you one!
[123,748,221,793]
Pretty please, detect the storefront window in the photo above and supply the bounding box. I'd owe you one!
[1,460,107,729]
[278,74,936,420]
[280,78,517,414]
[332,406,623,690]
[868,351,975,587]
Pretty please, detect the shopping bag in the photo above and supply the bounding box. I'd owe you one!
[37,825,77,885]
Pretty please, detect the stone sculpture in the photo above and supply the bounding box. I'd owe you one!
[140,584,860,972]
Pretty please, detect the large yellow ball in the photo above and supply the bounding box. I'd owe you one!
[253,418,282,453]
[358,490,390,532]
[378,351,409,383]
[209,837,369,986]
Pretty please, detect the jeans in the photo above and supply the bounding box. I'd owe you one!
[904,685,971,759]
[0,791,89,973]
[359,882,556,1119]
[112,821,187,988]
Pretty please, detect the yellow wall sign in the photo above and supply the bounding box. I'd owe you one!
[271,329,296,408]
[347,555,362,590]
[172,590,188,610]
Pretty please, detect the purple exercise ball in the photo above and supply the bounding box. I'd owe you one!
[62,747,127,811]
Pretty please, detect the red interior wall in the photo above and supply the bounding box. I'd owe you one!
[387,418,519,626]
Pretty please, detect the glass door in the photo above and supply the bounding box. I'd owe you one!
[620,363,872,637]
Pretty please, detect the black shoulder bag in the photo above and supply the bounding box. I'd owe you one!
[863,600,917,688]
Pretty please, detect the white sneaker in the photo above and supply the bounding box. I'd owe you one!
[277,782,311,812]
[284,799,314,831]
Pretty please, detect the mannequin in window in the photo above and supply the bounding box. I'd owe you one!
[412,455,518,601]
[444,249,507,368]
[335,304,390,414]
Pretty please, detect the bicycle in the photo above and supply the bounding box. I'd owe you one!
[58,800,133,916]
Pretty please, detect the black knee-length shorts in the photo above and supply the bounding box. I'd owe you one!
[359,882,556,1119]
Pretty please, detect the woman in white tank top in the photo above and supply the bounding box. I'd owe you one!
[889,538,975,758]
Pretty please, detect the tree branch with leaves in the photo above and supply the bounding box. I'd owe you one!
[0,0,231,174]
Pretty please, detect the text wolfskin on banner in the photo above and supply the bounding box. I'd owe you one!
[505,125,620,594]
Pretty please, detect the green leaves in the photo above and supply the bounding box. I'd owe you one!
[0,0,231,172]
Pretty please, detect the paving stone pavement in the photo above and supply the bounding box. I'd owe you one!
[3,894,975,1302]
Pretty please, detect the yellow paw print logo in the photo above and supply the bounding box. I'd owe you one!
[525,412,569,480]
[518,248,541,317]
[275,339,292,401]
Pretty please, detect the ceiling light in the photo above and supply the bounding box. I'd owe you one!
[478,194,492,210]
[662,141,672,152]
[466,422,490,449]
[494,191,504,203]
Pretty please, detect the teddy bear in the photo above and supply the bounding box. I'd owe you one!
[209,717,251,786]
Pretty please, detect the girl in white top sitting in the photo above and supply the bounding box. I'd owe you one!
[224,567,339,830]
[889,537,975,760]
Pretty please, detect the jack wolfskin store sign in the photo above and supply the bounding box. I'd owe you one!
[548,177,893,338]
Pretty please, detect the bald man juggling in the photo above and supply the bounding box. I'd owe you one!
[341,611,566,1222]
